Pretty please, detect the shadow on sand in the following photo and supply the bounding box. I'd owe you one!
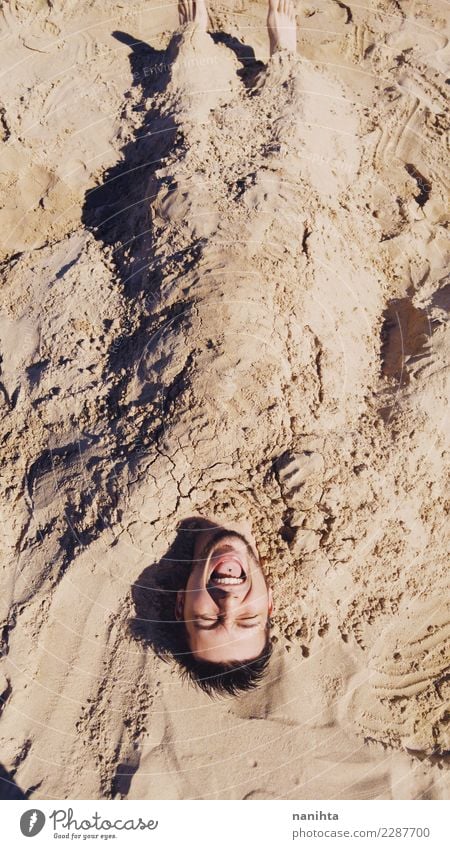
[128,517,199,661]
[0,763,27,800]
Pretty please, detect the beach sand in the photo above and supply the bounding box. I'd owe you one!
[0,0,448,800]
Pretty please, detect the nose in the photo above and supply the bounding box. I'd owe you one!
[209,587,242,607]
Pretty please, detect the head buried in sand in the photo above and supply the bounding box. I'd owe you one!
[175,518,273,696]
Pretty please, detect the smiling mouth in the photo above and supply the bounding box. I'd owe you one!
[208,553,247,586]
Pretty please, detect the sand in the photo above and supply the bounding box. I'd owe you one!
[0,0,448,800]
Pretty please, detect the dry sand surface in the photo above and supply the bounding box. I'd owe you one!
[0,0,449,800]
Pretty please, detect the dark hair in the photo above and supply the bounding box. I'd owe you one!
[175,623,273,697]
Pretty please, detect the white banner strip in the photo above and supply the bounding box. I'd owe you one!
[1,800,448,848]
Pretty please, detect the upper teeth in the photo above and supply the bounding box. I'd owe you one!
[211,577,244,585]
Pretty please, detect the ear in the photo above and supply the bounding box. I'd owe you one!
[268,587,273,616]
[175,590,185,621]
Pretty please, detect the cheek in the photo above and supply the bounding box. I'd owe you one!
[249,596,270,619]
[185,589,214,617]
[188,631,212,656]
[247,579,267,603]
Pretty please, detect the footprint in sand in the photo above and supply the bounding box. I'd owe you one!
[344,596,450,755]
[274,448,325,553]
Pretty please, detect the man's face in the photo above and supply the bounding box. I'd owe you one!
[175,525,273,663]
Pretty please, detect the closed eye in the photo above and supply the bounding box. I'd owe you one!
[194,616,260,631]
[236,622,259,629]
[194,620,219,631]
[193,617,220,630]
[236,616,260,628]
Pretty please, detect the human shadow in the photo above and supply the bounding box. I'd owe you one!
[82,26,265,392]
[211,32,265,87]
[80,26,263,442]
[129,517,199,660]
[82,28,263,304]
[0,763,27,800]
[82,30,173,303]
